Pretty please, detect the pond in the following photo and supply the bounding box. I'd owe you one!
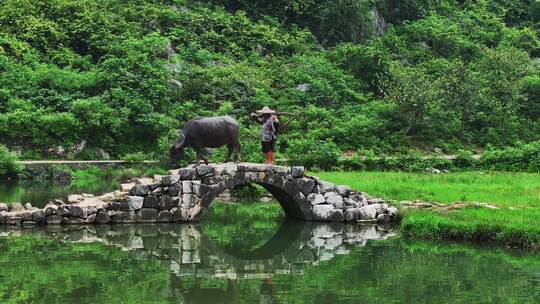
[0,180,539,303]
[0,178,119,208]
[1,219,539,303]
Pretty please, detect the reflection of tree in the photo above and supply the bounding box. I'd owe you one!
[0,224,538,303]
[0,235,171,303]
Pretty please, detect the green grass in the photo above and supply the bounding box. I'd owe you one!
[316,171,540,207]
[317,171,540,249]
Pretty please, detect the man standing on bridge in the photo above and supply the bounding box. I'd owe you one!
[251,106,280,165]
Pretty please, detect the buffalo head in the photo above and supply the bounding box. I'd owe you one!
[169,136,185,168]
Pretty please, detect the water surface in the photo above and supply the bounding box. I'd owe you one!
[0,219,538,303]
[0,179,118,207]
[0,179,539,303]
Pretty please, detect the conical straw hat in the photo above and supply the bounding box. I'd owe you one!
[256,106,276,114]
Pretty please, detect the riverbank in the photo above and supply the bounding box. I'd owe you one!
[318,171,540,250]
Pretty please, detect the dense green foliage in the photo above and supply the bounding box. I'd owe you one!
[0,0,538,163]
[339,140,540,172]
[0,145,22,176]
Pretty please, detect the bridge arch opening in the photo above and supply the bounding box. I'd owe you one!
[196,170,314,222]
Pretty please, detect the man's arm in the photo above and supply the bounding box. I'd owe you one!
[250,113,264,124]
[272,115,280,132]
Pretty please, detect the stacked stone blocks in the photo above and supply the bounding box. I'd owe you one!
[0,163,399,225]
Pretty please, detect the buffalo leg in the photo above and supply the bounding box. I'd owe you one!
[195,148,208,166]
[223,144,233,163]
[199,150,209,165]
[234,140,242,162]
[195,150,201,166]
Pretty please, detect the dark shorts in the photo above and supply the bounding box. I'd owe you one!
[261,140,276,153]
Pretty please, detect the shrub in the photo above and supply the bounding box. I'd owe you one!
[286,139,340,170]
[480,141,540,172]
[0,145,23,176]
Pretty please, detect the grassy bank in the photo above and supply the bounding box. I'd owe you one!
[317,171,540,249]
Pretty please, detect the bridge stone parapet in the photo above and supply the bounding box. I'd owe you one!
[0,163,399,225]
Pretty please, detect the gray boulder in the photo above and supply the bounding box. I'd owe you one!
[325,195,344,208]
[335,185,351,197]
[143,196,160,209]
[307,193,326,205]
[122,196,144,211]
[358,205,377,220]
[179,168,196,180]
[328,209,344,221]
[129,184,150,196]
[95,211,111,223]
[9,203,24,212]
[387,206,399,218]
[31,210,47,224]
[294,178,316,196]
[377,213,390,223]
[169,183,182,196]
[344,208,360,222]
[182,181,193,194]
[85,213,96,223]
[319,181,335,193]
[68,205,88,218]
[161,175,180,186]
[181,194,198,209]
[290,166,305,178]
[196,165,215,177]
[312,204,334,220]
[0,203,7,212]
[44,204,58,216]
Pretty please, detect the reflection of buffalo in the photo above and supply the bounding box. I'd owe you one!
[169,116,241,167]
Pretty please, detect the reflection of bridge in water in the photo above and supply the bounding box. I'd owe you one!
[0,221,397,280]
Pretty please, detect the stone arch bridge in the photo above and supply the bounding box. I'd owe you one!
[0,163,398,226]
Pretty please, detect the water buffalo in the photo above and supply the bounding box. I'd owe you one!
[169,116,241,167]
